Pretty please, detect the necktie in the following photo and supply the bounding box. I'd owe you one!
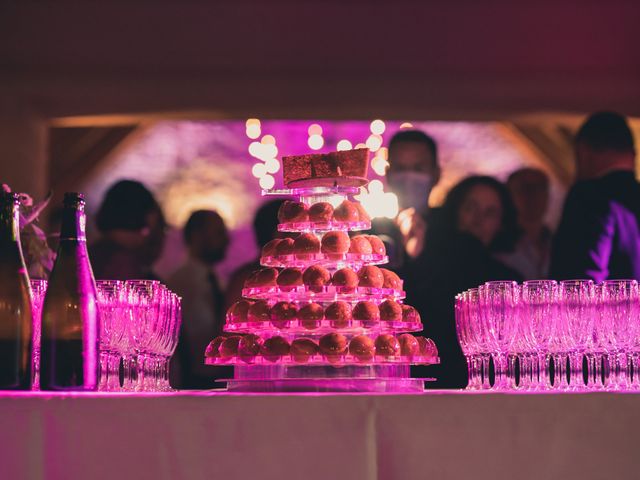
[208,271,225,336]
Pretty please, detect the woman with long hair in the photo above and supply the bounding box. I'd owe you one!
[405,175,522,388]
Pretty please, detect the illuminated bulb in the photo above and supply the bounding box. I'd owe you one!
[261,135,276,145]
[355,143,367,149]
[325,194,344,208]
[248,141,262,158]
[308,134,324,150]
[359,194,379,219]
[308,124,323,136]
[378,147,388,160]
[337,139,353,151]
[246,125,261,139]
[366,134,383,152]
[245,118,261,139]
[370,119,386,135]
[399,122,413,129]
[260,144,278,161]
[371,156,389,176]
[259,174,275,190]
[382,192,399,218]
[359,201,375,218]
[265,158,281,174]
[252,162,267,178]
[369,179,384,193]
[356,189,399,219]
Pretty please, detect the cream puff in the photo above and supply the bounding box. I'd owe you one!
[302,265,331,292]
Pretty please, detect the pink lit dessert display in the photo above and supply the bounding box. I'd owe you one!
[205,148,438,392]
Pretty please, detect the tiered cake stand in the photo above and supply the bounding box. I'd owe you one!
[205,184,438,392]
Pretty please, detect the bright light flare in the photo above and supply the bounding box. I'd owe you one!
[371,156,389,176]
[265,158,280,174]
[337,139,353,151]
[308,134,324,150]
[259,174,275,189]
[252,163,267,178]
[366,134,383,152]
[308,124,323,136]
[369,179,384,193]
[370,119,386,135]
[260,144,278,160]
[261,135,276,145]
[246,119,261,139]
[248,141,262,158]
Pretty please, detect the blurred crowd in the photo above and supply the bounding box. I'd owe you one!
[66,111,637,389]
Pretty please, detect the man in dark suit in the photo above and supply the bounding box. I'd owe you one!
[550,111,639,282]
[374,129,441,271]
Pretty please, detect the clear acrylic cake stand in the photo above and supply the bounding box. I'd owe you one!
[208,184,438,392]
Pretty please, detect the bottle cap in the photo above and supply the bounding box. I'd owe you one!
[0,191,20,204]
[63,192,85,207]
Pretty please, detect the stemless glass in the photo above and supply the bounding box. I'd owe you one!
[559,280,594,390]
[601,279,638,390]
[479,281,519,390]
[30,279,48,390]
[521,280,558,390]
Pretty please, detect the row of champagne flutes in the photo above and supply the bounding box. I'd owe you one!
[455,279,640,391]
[31,279,182,392]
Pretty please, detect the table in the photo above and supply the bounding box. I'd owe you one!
[1,391,638,480]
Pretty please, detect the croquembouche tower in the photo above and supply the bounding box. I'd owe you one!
[205,148,438,392]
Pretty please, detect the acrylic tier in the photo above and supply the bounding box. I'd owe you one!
[205,185,439,392]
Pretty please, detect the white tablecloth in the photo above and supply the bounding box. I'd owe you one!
[0,391,637,480]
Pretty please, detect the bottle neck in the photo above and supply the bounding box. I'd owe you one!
[0,200,20,243]
[59,205,87,242]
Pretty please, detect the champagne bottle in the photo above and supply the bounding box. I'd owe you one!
[0,192,33,389]
[40,193,99,391]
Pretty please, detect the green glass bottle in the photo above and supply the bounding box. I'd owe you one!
[0,191,33,389]
[40,193,99,391]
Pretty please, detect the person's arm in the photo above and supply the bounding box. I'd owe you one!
[550,184,614,282]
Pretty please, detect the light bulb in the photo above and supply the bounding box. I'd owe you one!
[337,139,353,151]
[308,124,323,136]
[382,192,399,218]
[252,163,267,178]
[369,179,384,193]
[370,119,386,135]
[245,118,261,139]
[260,144,278,161]
[259,174,275,189]
[248,141,262,158]
[371,156,389,176]
[265,158,280,174]
[366,134,383,152]
[308,134,324,150]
